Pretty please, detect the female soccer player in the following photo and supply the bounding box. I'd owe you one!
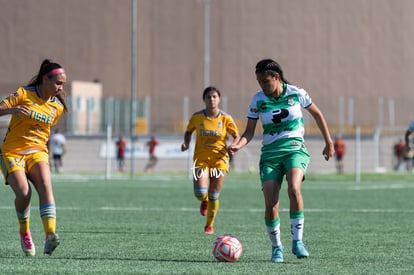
[181,86,239,234]
[0,59,69,256]
[229,59,334,262]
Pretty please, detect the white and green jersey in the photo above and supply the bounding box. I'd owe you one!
[247,83,312,153]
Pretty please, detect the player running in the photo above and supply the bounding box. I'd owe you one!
[0,59,69,256]
[229,59,334,262]
[181,86,239,234]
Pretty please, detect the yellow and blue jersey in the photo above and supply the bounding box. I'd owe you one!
[186,109,238,169]
[1,85,64,154]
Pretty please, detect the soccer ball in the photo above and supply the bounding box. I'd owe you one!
[212,234,242,262]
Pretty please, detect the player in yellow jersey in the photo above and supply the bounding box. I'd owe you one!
[181,86,239,234]
[0,59,69,256]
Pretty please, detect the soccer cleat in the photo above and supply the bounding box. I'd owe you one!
[20,231,35,257]
[200,200,208,216]
[204,225,214,235]
[292,240,309,258]
[44,233,60,256]
[271,245,284,263]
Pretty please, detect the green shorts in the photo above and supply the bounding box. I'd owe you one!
[259,148,310,183]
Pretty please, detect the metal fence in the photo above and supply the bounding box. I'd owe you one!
[59,94,414,138]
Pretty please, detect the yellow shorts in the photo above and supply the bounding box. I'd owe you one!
[193,154,230,174]
[0,151,49,183]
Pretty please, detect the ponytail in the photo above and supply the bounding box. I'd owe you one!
[28,59,69,112]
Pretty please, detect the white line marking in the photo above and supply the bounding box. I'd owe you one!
[0,205,412,213]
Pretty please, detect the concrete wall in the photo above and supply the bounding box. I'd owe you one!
[1,0,414,135]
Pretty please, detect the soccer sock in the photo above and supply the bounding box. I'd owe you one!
[16,207,31,233]
[40,203,57,236]
[194,186,208,202]
[265,217,282,247]
[290,210,304,241]
[206,191,220,226]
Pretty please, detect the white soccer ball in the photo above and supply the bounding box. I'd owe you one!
[212,233,243,262]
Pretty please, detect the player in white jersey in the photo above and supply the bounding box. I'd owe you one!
[229,59,334,263]
[403,119,414,168]
[49,129,67,173]
[404,120,414,149]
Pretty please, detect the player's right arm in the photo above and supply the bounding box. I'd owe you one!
[181,130,193,152]
[181,114,197,152]
[0,101,30,118]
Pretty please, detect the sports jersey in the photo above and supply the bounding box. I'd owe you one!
[247,83,312,153]
[1,86,64,154]
[408,120,414,132]
[186,110,238,161]
[334,138,345,158]
[50,132,66,155]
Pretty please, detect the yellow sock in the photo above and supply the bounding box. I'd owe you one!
[206,199,219,226]
[16,208,30,233]
[41,216,56,235]
[199,194,208,202]
[40,204,57,236]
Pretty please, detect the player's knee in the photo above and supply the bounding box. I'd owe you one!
[194,187,208,201]
[208,191,220,201]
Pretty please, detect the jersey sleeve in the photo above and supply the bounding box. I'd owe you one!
[247,94,260,119]
[1,87,24,108]
[298,88,312,108]
[185,114,197,133]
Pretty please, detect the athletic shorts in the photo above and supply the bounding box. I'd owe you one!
[0,151,49,184]
[259,148,310,183]
[193,154,230,174]
[53,154,63,161]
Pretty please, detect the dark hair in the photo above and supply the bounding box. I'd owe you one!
[202,86,221,100]
[255,59,290,84]
[28,59,69,112]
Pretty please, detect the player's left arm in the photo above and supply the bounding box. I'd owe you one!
[305,102,334,160]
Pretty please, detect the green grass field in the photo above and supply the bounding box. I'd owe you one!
[0,172,413,274]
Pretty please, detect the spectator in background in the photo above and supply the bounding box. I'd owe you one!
[49,129,67,173]
[116,135,127,172]
[144,136,159,172]
[393,139,405,171]
[334,137,345,174]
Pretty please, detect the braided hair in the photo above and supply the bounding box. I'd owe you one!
[255,59,290,84]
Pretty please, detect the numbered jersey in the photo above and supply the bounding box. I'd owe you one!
[247,83,312,153]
